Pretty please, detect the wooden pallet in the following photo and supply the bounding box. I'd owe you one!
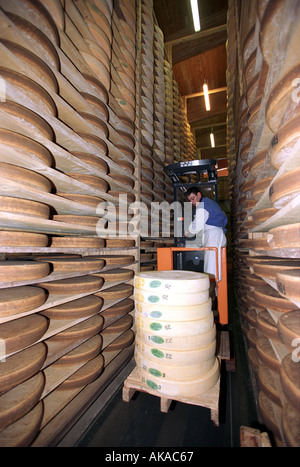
[122,366,221,426]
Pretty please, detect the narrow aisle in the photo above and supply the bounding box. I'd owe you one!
[76,276,259,448]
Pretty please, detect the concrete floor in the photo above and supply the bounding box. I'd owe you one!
[73,275,260,448]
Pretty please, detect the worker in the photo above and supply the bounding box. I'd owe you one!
[184,186,227,280]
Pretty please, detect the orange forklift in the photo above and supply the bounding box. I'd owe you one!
[157,159,228,327]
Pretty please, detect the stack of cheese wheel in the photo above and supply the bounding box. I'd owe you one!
[134,270,219,397]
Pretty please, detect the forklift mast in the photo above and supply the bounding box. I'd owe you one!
[164,159,219,246]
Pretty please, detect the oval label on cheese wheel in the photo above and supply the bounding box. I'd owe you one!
[151,348,164,358]
[148,295,160,303]
[149,368,163,378]
[149,280,162,288]
[151,336,165,344]
[146,379,159,390]
[150,311,163,319]
[150,322,162,331]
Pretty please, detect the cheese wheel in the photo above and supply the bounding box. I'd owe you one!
[0,401,43,447]
[0,372,44,431]
[134,270,210,293]
[58,354,104,389]
[135,311,214,337]
[0,261,50,282]
[36,257,105,272]
[0,196,50,219]
[93,255,135,266]
[50,315,104,342]
[102,298,134,316]
[135,347,216,382]
[258,364,283,406]
[137,358,220,397]
[269,168,300,209]
[38,275,103,294]
[253,285,295,312]
[268,223,300,249]
[134,289,209,306]
[102,314,133,333]
[50,236,105,248]
[256,336,281,373]
[0,162,52,192]
[41,295,103,320]
[136,325,216,351]
[0,100,54,141]
[280,353,300,409]
[282,402,300,447]
[278,310,300,350]
[105,239,136,247]
[258,391,282,441]
[0,286,46,318]
[66,173,108,192]
[95,283,133,300]
[95,268,134,282]
[0,127,54,166]
[105,329,135,351]
[276,269,300,303]
[136,337,216,366]
[0,232,49,247]
[256,310,279,341]
[54,334,102,366]
[252,260,300,281]
[52,215,99,227]
[134,298,212,321]
[56,193,104,208]
[0,343,47,394]
[0,314,48,354]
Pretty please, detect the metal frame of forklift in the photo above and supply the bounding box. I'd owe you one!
[159,159,228,326]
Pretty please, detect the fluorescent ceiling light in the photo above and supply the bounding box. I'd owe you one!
[203,83,210,111]
[190,0,201,32]
[210,132,215,148]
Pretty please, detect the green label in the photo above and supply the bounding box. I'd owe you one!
[148,295,160,303]
[150,311,162,319]
[149,280,162,288]
[150,322,162,331]
[151,348,164,359]
[146,379,158,390]
[149,368,162,378]
[151,336,165,344]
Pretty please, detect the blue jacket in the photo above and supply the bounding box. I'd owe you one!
[201,197,228,232]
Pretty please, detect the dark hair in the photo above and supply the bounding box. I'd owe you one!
[186,187,201,197]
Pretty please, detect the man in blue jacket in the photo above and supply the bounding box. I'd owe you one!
[184,186,228,280]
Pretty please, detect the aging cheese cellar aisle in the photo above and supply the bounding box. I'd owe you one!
[64,276,259,448]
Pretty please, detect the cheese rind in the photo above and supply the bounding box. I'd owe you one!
[137,358,220,397]
[134,270,210,293]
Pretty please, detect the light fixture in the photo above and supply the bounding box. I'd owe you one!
[190,0,201,32]
[203,83,210,111]
[210,130,215,148]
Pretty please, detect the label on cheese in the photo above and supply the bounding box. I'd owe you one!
[136,325,216,350]
[135,347,216,381]
[134,270,210,293]
[134,289,209,306]
[134,299,212,321]
[137,358,220,397]
[136,337,216,365]
[135,311,214,337]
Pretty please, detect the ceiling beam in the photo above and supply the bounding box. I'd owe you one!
[165,24,227,48]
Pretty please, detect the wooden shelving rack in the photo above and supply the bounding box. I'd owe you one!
[227,0,300,447]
